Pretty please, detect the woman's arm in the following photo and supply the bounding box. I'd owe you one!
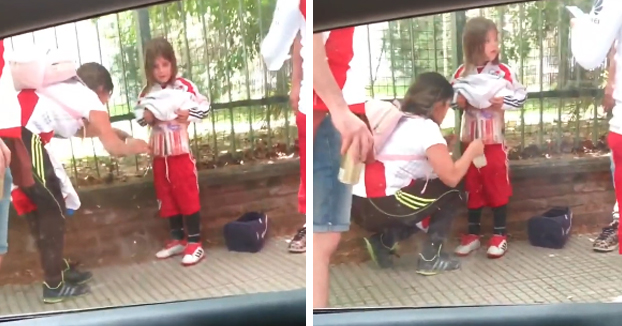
[426,145,474,187]
[84,111,148,156]
[423,119,483,188]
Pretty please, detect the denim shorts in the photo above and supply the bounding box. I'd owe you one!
[313,116,353,233]
[0,168,12,255]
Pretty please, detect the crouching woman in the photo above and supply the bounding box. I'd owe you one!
[351,72,484,275]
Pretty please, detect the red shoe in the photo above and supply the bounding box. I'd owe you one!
[454,234,481,256]
[487,235,508,259]
[155,239,187,259]
[181,242,205,266]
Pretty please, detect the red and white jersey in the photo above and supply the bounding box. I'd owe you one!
[313,26,368,114]
[352,118,446,198]
[0,42,106,140]
[260,0,308,114]
[451,62,526,144]
[136,77,209,157]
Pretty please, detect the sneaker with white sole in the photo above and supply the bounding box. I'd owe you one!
[487,234,508,258]
[156,239,187,259]
[454,234,481,256]
[181,242,205,266]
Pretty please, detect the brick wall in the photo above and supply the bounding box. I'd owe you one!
[335,157,614,264]
[1,160,303,285]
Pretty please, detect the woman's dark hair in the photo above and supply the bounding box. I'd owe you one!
[77,62,114,94]
[144,37,178,90]
[401,72,454,117]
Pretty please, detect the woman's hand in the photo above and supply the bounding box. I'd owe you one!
[464,139,485,159]
[0,139,10,169]
[125,138,151,155]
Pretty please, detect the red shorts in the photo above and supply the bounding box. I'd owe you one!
[464,144,512,209]
[153,153,200,217]
[296,111,306,214]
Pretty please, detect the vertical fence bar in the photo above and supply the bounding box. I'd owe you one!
[116,13,140,172]
[431,16,439,72]
[556,4,564,153]
[387,21,398,98]
[218,0,237,154]
[518,3,526,150]
[74,22,102,179]
[237,0,255,151]
[178,2,201,160]
[198,0,218,162]
[537,3,544,148]
[366,25,375,97]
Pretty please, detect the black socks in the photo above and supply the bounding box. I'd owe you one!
[184,212,202,243]
[492,205,507,236]
[467,205,507,236]
[169,215,184,240]
[467,207,483,235]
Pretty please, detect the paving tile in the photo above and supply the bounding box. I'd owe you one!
[0,238,305,316]
[329,235,622,307]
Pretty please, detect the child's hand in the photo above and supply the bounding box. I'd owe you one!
[175,109,190,123]
[143,110,156,125]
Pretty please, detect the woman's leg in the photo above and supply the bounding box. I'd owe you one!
[290,111,306,253]
[392,179,463,275]
[17,129,90,303]
[0,168,12,269]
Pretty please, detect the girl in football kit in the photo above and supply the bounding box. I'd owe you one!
[451,17,527,259]
[134,37,210,266]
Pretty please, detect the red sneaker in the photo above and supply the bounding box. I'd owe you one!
[181,242,205,266]
[487,235,508,259]
[155,239,187,259]
[454,234,481,256]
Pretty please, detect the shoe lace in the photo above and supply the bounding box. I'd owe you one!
[596,224,617,241]
[292,227,306,241]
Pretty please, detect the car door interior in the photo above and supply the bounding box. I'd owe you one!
[1,289,305,326]
[0,0,304,325]
[314,304,622,326]
[313,0,618,323]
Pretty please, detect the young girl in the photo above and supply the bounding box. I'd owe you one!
[134,37,210,266]
[451,17,527,259]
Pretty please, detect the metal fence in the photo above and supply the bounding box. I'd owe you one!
[6,0,608,186]
[365,0,608,159]
[7,0,296,186]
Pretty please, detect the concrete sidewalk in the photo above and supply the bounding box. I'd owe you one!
[329,235,622,307]
[0,238,305,316]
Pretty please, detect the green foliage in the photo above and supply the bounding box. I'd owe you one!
[98,0,284,113]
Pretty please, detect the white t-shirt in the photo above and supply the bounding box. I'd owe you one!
[25,81,107,139]
[352,117,447,198]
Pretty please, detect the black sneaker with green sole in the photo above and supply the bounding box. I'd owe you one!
[42,281,91,304]
[363,233,398,269]
[63,259,93,285]
[416,244,461,276]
